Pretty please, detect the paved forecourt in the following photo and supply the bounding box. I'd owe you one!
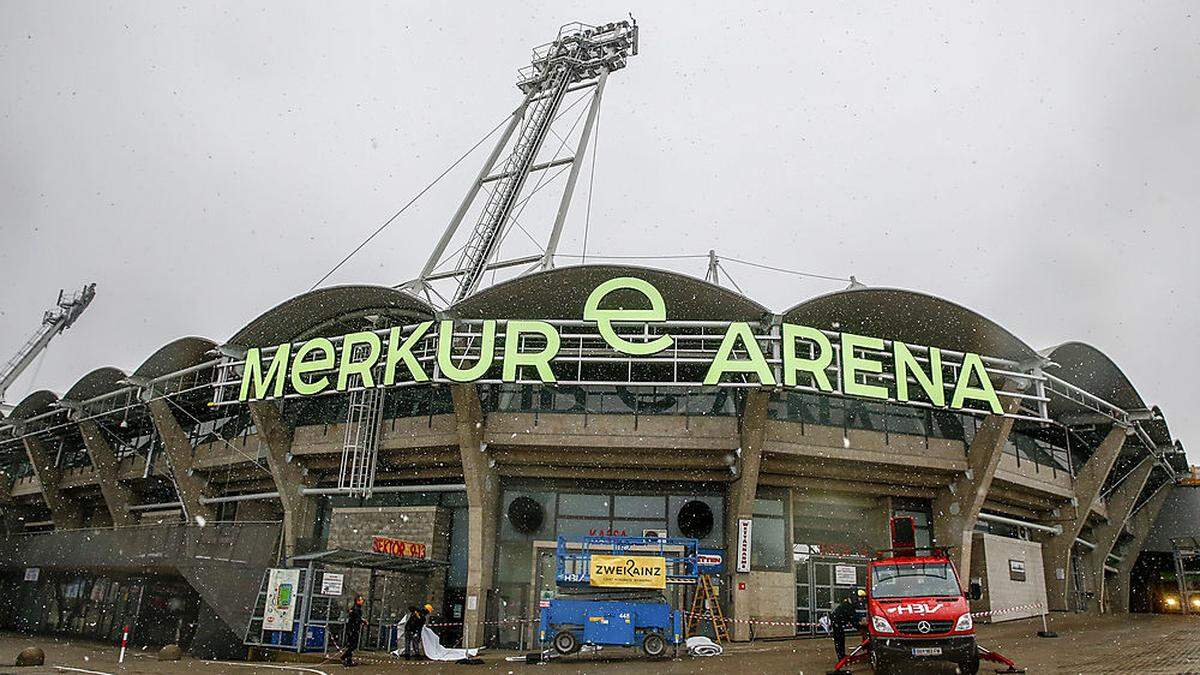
[1,613,1196,674]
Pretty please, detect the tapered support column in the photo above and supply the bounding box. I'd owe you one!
[146,399,215,525]
[77,419,137,527]
[247,401,317,559]
[726,390,770,642]
[1086,457,1154,612]
[1042,426,1125,611]
[22,435,84,529]
[933,395,1022,576]
[0,468,26,533]
[1107,486,1172,613]
[450,384,497,650]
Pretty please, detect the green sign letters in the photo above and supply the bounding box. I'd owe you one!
[236,277,1005,415]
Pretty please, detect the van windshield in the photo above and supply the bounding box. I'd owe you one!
[871,562,961,599]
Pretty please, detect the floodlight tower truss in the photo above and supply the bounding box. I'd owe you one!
[0,284,97,404]
[408,20,638,305]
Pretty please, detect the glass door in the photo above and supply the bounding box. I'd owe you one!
[797,555,868,637]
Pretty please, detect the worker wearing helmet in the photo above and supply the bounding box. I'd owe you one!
[829,589,866,661]
[403,603,434,659]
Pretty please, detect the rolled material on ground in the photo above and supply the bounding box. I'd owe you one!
[685,636,723,657]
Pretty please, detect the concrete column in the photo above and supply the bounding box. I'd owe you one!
[1107,485,1172,613]
[247,401,317,559]
[76,419,137,527]
[450,384,497,650]
[0,470,23,534]
[1086,457,1155,611]
[0,470,13,506]
[146,399,215,525]
[725,390,770,642]
[22,434,84,529]
[1042,426,1125,611]
[933,394,1022,576]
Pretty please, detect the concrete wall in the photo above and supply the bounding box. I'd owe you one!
[325,505,451,614]
[746,570,796,638]
[970,532,1047,622]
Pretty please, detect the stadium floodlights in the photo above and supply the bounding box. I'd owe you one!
[227,277,1015,420]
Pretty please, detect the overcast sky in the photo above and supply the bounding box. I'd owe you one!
[1,2,1196,461]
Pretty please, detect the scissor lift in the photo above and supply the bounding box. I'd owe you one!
[539,535,698,659]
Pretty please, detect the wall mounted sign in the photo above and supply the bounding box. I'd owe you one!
[372,535,427,559]
[834,565,858,586]
[1008,559,1026,582]
[736,518,753,573]
[697,550,723,573]
[588,554,667,589]
[320,572,344,596]
[226,278,1017,420]
[263,568,300,632]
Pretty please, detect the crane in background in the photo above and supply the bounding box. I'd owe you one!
[0,283,97,407]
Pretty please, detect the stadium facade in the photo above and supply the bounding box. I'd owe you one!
[0,265,1189,653]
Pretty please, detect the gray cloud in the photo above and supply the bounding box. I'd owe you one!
[1,1,1196,460]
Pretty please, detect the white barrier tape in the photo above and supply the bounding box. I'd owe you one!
[971,602,1044,618]
[407,602,1048,636]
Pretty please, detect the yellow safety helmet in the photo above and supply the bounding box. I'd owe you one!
[857,589,866,598]
[424,603,434,613]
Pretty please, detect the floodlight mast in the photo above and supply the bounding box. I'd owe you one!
[0,284,97,404]
[407,20,638,304]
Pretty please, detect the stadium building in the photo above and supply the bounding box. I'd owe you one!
[0,19,1190,656]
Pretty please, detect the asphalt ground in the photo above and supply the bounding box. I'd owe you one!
[0,612,1196,674]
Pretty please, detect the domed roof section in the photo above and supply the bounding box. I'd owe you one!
[227,285,435,348]
[1039,342,1146,411]
[783,287,1038,363]
[63,367,127,403]
[7,390,59,422]
[133,337,218,380]
[449,264,772,322]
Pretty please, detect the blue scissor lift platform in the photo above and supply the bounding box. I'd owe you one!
[539,535,699,659]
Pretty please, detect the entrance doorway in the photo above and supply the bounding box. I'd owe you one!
[795,555,868,636]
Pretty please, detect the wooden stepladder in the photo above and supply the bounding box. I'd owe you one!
[686,573,729,643]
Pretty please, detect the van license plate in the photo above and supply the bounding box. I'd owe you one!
[912,647,943,656]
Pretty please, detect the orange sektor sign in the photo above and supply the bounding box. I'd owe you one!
[372,535,427,559]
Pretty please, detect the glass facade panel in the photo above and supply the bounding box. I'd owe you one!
[793,489,881,558]
[557,493,609,517]
[752,495,789,571]
[614,495,666,519]
[478,384,737,417]
[768,391,988,445]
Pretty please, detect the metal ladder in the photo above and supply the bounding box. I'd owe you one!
[337,344,385,497]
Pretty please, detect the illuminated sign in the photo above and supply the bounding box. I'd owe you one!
[371,535,427,559]
[588,554,668,589]
[231,277,1007,418]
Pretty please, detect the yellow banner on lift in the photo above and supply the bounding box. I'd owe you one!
[589,554,668,589]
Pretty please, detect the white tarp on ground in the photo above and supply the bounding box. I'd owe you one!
[685,636,723,657]
[392,613,481,662]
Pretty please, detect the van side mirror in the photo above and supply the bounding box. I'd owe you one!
[968,581,983,601]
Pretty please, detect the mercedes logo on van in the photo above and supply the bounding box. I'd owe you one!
[917,620,931,634]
